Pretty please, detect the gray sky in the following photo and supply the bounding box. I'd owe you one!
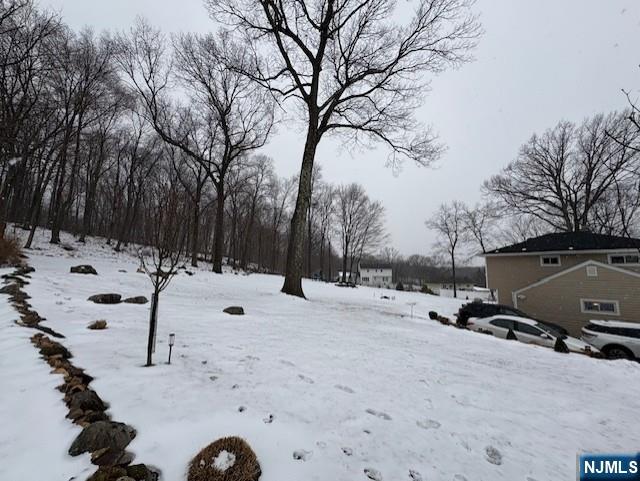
[45,0,640,256]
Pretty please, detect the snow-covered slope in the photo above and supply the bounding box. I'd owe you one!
[4,230,640,481]
[0,271,92,481]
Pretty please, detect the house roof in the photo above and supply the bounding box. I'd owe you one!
[487,231,640,255]
[359,263,392,270]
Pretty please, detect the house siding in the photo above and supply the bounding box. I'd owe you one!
[513,264,640,336]
[486,253,640,306]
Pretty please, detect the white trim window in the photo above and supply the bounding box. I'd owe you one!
[540,255,561,267]
[580,298,620,316]
[608,253,640,265]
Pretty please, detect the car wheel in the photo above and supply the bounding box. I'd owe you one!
[603,345,634,360]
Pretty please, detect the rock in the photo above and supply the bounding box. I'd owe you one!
[126,464,157,481]
[69,421,136,457]
[68,389,107,412]
[223,306,245,315]
[61,243,76,252]
[71,265,98,275]
[88,294,122,304]
[1,282,21,295]
[84,411,110,423]
[88,320,108,330]
[428,311,438,320]
[16,265,35,275]
[39,340,72,359]
[87,466,128,481]
[123,296,148,305]
[21,311,42,326]
[92,447,134,467]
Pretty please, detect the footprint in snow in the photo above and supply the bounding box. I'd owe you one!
[209,375,218,381]
[366,409,392,421]
[364,468,383,481]
[416,419,441,430]
[293,450,312,461]
[298,374,314,384]
[342,447,353,456]
[316,441,327,449]
[335,384,355,394]
[409,470,423,481]
[453,475,468,481]
[280,360,296,367]
[485,446,503,465]
[263,414,275,424]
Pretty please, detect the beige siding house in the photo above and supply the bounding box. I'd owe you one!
[484,232,640,336]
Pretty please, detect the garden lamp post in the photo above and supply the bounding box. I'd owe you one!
[168,333,175,364]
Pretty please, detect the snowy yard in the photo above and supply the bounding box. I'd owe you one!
[2,232,640,481]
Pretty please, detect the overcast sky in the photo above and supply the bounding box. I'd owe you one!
[44,0,640,256]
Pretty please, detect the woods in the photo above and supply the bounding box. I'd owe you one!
[0,1,387,281]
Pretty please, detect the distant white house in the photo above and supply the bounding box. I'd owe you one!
[424,281,476,295]
[359,263,393,288]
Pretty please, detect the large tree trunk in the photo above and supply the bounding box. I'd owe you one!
[190,199,200,268]
[212,184,225,274]
[146,290,159,367]
[451,252,457,299]
[282,127,318,297]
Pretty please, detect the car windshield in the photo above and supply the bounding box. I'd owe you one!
[535,322,567,339]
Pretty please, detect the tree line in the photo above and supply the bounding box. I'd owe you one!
[0,0,480,297]
[426,107,640,297]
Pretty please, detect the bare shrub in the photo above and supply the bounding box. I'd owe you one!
[188,436,260,481]
[0,236,22,266]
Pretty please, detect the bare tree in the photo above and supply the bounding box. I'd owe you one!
[116,20,275,273]
[139,174,187,367]
[485,112,640,234]
[315,182,335,280]
[426,201,466,298]
[0,1,61,239]
[207,0,480,297]
[335,183,386,283]
[462,202,497,254]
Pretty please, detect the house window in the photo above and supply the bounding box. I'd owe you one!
[609,253,640,265]
[540,255,561,266]
[580,299,620,316]
[586,266,598,277]
[362,277,369,282]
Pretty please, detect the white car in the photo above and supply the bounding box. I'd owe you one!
[581,320,640,360]
[468,315,598,355]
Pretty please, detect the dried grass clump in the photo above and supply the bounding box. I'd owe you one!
[188,436,261,481]
[0,236,22,267]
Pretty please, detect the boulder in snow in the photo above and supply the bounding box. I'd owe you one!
[88,320,108,330]
[88,293,122,304]
[123,296,149,305]
[71,265,98,275]
[69,421,136,457]
[223,306,245,316]
[67,389,108,413]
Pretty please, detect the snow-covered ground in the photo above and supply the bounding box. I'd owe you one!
[3,228,640,481]
[0,270,92,481]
